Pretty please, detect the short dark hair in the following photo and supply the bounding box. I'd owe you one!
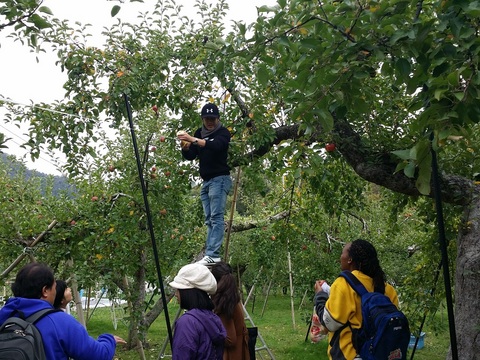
[178,288,214,311]
[11,263,55,299]
[53,280,68,309]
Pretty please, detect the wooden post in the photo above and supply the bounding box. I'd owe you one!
[244,266,263,308]
[66,258,86,328]
[298,289,309,310]
[86,287,92,325]
[224,167,241,262]
[288,251,296,328]
[261,272,274,317]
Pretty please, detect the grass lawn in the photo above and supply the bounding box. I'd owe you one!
[83,293,450,359]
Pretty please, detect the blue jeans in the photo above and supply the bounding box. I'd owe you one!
[200,175,232,258]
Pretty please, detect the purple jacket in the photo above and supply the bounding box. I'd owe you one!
[172,308,226,360]
[0,297,116,360]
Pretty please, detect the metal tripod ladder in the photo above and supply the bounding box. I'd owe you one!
[243,304,276,359]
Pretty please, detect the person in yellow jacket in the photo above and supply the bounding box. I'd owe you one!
[314,239,399,360]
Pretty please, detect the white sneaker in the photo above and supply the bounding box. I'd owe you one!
[196,256,221,266]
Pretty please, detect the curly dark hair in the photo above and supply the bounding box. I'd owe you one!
[349,239,387,293]
[210,262,240,319]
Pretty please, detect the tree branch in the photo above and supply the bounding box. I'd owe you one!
[233,115,478,207]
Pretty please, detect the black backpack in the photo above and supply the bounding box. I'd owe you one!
[0,308,57,360]
[340,271,410,360]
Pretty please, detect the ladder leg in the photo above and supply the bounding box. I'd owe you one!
[242,304,276,360]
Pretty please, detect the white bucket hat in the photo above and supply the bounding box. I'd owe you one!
[169,263,217,295]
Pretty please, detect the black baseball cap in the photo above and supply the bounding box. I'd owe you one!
[201,103,220,118]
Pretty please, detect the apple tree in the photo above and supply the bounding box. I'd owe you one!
[2,0,480,358]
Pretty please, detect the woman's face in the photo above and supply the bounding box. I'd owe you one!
[64,287,73,304]
[340,243,352,271]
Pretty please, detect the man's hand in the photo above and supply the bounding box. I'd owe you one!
[177,130,192,149]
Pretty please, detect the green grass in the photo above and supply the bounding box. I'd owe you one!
[83,293,450,359]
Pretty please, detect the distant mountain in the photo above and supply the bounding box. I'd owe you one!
[1,153,74,196]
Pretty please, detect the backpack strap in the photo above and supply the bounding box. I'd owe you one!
[339,270,368,297]
[25,308,59,324]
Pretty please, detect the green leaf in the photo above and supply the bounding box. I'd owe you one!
[392,149,411,160]
[257,65,269,87]
[111,5,121,17]
[215,60,224,76]
[29,14,51,29]
[258,5,278,13]
[404,161,416,178]
[30,34,37,47]
[395,161,407,174]
[434,89,446,101]
[313,108,333,133]
[395,58,411,78]
[416,153,432,195]
[432,63,449,77]
[39,6,53,15]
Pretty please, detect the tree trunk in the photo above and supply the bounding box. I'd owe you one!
[449,194,480,359]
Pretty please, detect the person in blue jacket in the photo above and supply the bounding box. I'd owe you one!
[0,262,125,360]
[177,103,232,265]
[169,263,226,359]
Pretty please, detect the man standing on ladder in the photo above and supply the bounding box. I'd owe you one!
[177,103,232,266]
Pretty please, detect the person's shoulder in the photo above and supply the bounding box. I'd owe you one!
[384,282,398,297]
[44,309,81,326]
[219,126,231,135]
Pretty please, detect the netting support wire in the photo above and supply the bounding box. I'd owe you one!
[430,131,458,360]
[123,93,173,350]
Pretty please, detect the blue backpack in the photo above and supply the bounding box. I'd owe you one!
[340,271,410,360]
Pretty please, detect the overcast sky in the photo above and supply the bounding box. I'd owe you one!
[0,0,276,175]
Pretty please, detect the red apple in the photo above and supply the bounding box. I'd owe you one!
[160,208,167,215]
[150,146,157,152]
[91,196,99,201]
[325,143,336,152]
[108,165,115,172]
[152,105,158,112]
[159,136,166,142]
[150,173,157,179]
[164,171,171,177]
[151,166,157,172]
[271,235,276,241]
[70,220,76,226]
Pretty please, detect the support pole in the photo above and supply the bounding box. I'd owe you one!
[1,220,58,279]
[430,132,458,360]
[123,94,173,351]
